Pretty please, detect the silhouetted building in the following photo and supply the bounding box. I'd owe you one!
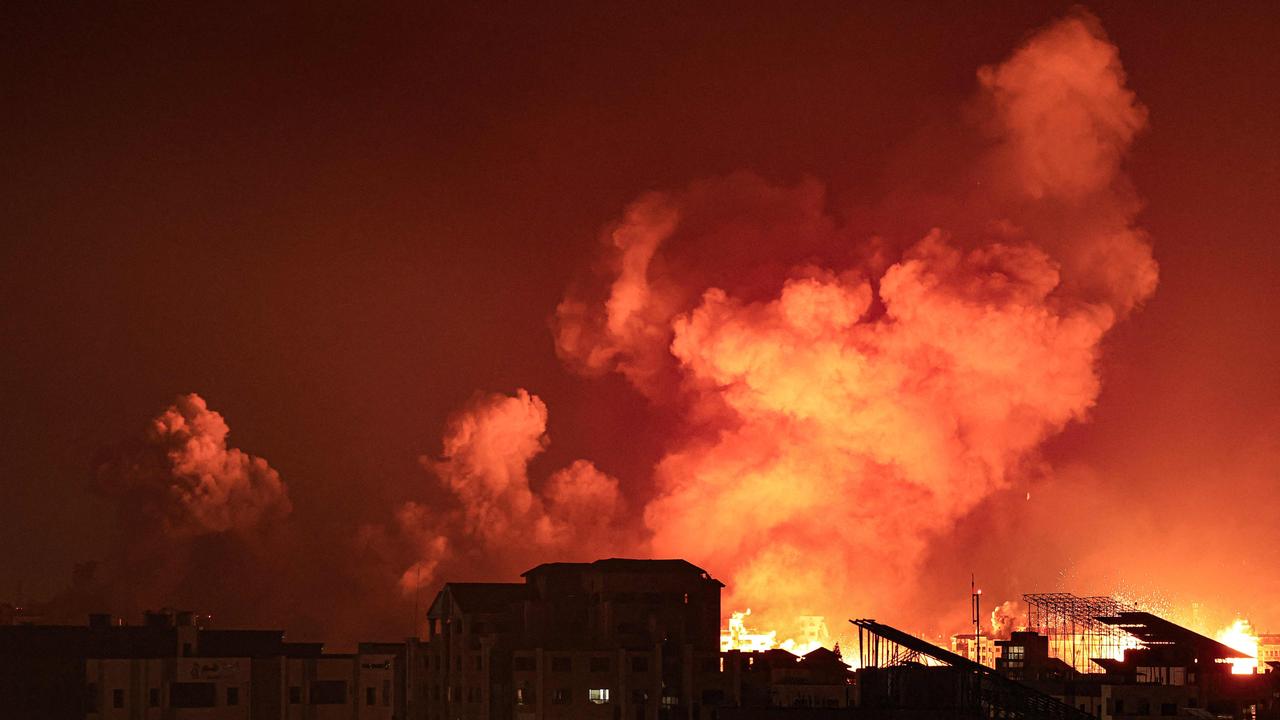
[0,608,401,720]
[728,647,852,709]
[424,558,726,720]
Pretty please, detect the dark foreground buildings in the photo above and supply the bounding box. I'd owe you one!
[4,560,1280,720]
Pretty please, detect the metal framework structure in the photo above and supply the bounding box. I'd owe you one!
[1023,593,1138,674]
[851,619,1093,720]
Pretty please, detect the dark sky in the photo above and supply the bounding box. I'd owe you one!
[2,1,1277,628]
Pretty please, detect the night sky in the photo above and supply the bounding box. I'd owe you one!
[2,2,1277,642]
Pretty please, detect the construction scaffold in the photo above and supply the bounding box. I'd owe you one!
[851,618,1093,720]
[1023,593,1139,674]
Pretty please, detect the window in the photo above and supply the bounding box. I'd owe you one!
[631,689,648,704]
[148,688,160,707]
[182,642,193,657]
[454,656,462,671]
[631,656,649,672]
[86,683,98,712]
[473,655,483,670]
[1113,700,1125,714]
[551,656,572,672]
[514,655,536,671]
[1006,645,1024,660]
[516,686,535,705]
[367,687,377,705]
[590,657,610,672]
[383,680,391,706]
[1161,703,1177,717]
[309,680,347,705]
[589,688,611,704]
[226,687,239,706]
[553,688,571,704]
[170,682,217,708]
[662,695,679,707]
[289,686,302,704]
[701,689,725,705]
[113,688,125,708]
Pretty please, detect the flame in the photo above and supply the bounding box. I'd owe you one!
[1215,618,1259,674]
[720,609,828,656]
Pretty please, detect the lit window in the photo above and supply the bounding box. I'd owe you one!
[589,688,611,704]
[1006,645,1024,660]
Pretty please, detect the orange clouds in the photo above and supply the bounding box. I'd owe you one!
[387,11,1161,643]
[394,390,627,592]
[95,393,291,538]
[543,11,1158,639]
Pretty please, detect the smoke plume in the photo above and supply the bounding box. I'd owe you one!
[94,393,291,538]
[388,390,630,596]
[541,10,1156,639]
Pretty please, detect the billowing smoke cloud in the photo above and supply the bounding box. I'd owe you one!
[990,599,1027,640]
[89,10,1160,646]
[540,10,1157,640]
[94,393,291,538]
[37,394,304,633]
[389,390,629,595]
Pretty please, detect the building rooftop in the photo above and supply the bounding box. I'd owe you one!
[522,558,722,585]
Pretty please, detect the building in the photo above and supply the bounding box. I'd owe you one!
[424,558,727,720]
[0,608,403,720]
[949,632,998,669]
[1257,633,1280,671]
[727,647,852,709]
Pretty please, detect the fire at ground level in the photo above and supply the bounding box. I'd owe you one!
[3,558,1280,719]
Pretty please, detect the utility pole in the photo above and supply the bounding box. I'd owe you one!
[971,575,981,667]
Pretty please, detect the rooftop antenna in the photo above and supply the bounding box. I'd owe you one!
[971,574,982,666]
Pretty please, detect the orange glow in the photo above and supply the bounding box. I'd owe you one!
[541,11,1157,645]
[1215,619,1259,674]
[720,609,828,656]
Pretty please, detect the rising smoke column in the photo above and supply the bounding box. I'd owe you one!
[391,389,630,594]
[94,393,291,538]
[78,393,294,625]
[553,10,1156,639]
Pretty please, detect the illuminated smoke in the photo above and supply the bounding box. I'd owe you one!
[394,390,627,592]
[990,599,1027,640]
[548,11,1155,640]
[94,393,291,537]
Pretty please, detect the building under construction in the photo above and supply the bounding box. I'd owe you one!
[1022,594,1140,675]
